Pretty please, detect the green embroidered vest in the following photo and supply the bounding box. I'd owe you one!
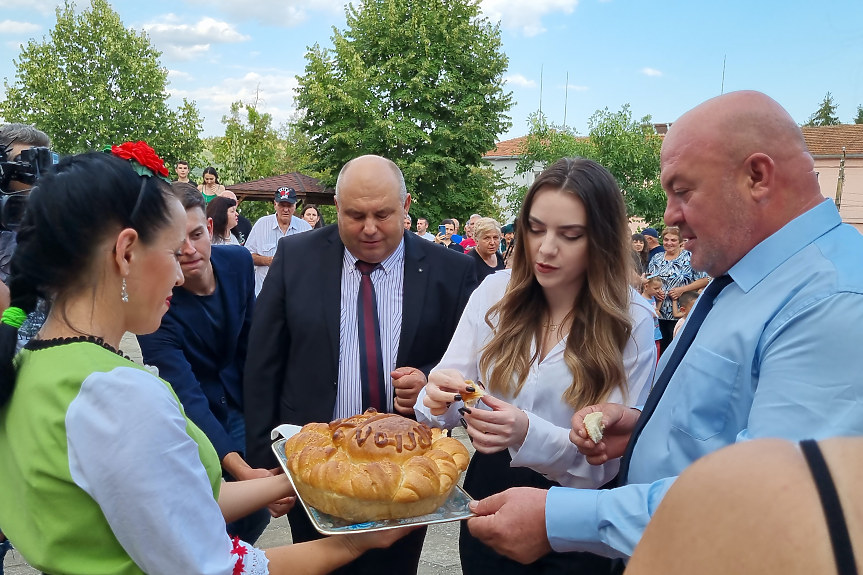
[0,342,221,574]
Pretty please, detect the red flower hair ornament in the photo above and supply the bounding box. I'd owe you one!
[105,141,171,181]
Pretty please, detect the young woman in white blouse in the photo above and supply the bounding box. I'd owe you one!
[416,158,657,574]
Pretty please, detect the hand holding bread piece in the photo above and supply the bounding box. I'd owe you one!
[583,412,605,443]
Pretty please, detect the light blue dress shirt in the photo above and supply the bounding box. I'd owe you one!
[545,199,863,559]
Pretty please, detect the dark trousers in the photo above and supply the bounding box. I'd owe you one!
[460,450,616,575]
[223,406,271,544]
[0,533,10,575]
[658,319,677,356]
[287,505,427,575]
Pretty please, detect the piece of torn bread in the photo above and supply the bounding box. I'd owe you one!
[583,412,605,443]
[460,380,486,408]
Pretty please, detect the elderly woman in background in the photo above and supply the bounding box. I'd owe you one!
[467,217,505,284]
[648,226,709,353]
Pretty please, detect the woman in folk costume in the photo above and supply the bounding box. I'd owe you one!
[0,147,407,575]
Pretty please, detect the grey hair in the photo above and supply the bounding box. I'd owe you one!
[405,213,412,223]
[0,123,51,149]
[335,156,408,204]
[470,213,482,221]
[473,217,501,242]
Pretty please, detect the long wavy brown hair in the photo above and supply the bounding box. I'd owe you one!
[478,158,633,409]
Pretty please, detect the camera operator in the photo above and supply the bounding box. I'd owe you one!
[0,123,52,322]
[0,123,51,572]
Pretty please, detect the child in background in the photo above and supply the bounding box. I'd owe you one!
[641,276,664,357]
[672,291,700,338]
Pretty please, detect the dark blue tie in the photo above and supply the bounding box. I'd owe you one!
[617,274,734,484]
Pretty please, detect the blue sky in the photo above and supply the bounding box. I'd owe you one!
[1,0,862,144]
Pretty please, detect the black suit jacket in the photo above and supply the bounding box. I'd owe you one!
[244,225,478,468]
[139,246,256,460]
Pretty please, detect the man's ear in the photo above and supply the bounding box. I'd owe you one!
[744,153,776,202]
[207,217,214,239]
[403,193,412,214]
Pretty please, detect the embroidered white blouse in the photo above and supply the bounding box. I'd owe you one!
[414,270,657,489]
[66,367,270,574]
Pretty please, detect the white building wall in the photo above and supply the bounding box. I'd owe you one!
[485,156,543,222]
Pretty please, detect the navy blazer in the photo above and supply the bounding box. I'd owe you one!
[139,245,256,460]
[244,225,478,468]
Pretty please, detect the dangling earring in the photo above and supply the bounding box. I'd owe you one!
[121,278,129,303]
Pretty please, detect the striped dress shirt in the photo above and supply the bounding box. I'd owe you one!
[245,213,313,295]
[334,240,405,420]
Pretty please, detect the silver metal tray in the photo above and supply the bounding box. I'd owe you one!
[272,437,474,535]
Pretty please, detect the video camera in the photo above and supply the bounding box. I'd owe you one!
[0,145,58,230]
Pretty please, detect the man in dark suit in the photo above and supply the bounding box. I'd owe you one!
[139,186,290,545]
[245,155,478,575]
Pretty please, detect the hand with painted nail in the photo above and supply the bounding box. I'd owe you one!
[424,369,475,416]
[462,394,529,454]
[569,403,641,465]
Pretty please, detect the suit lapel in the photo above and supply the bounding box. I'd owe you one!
[322,228,345,370]
[397,232,428,367]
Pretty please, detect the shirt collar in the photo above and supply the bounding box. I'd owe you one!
[271,213,299,232]
[728,199,841,293]
[345,237,406,275]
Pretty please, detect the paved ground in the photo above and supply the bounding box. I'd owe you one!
[3,428,474,575]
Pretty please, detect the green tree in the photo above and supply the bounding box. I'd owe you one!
[510,106,666,226]
[295,0,513,225]
[0,0,202,168]
[805,92,841,127]
[854,105,863,125]
[211,101,324,224]
[213,99,282,185]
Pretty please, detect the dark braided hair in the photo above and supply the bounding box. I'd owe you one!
[0,152,175,407]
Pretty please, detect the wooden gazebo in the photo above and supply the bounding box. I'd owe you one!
[226,172,335,205]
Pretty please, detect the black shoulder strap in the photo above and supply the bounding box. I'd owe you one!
[800,439,859,575]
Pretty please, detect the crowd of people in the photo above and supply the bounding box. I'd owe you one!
[1,89,863,575]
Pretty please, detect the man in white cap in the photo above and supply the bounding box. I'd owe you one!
[245,187,313,295]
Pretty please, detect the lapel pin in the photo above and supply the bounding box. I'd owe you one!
[418,268,423,272]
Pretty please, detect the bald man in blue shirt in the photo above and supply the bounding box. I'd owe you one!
[465,91,863,564]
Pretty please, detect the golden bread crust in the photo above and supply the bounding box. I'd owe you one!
[284,409,470,522]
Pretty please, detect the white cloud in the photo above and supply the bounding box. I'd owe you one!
[168,69,193,81]
[170,71,299,125]
[143,16,250,60]
[0,0,59,15]
[505,74,536,88]
[187,0,344,27]
[481,0,578,36]
[0,20,41,34]
[641,67,663,77]
[562,84,588,91]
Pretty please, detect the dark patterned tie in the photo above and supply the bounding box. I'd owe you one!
[617,274,734,484]
[355,260,387,412]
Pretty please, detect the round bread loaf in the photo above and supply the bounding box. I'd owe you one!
[283,409,470,522]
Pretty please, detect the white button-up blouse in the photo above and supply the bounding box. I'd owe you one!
[414,270,657,489]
